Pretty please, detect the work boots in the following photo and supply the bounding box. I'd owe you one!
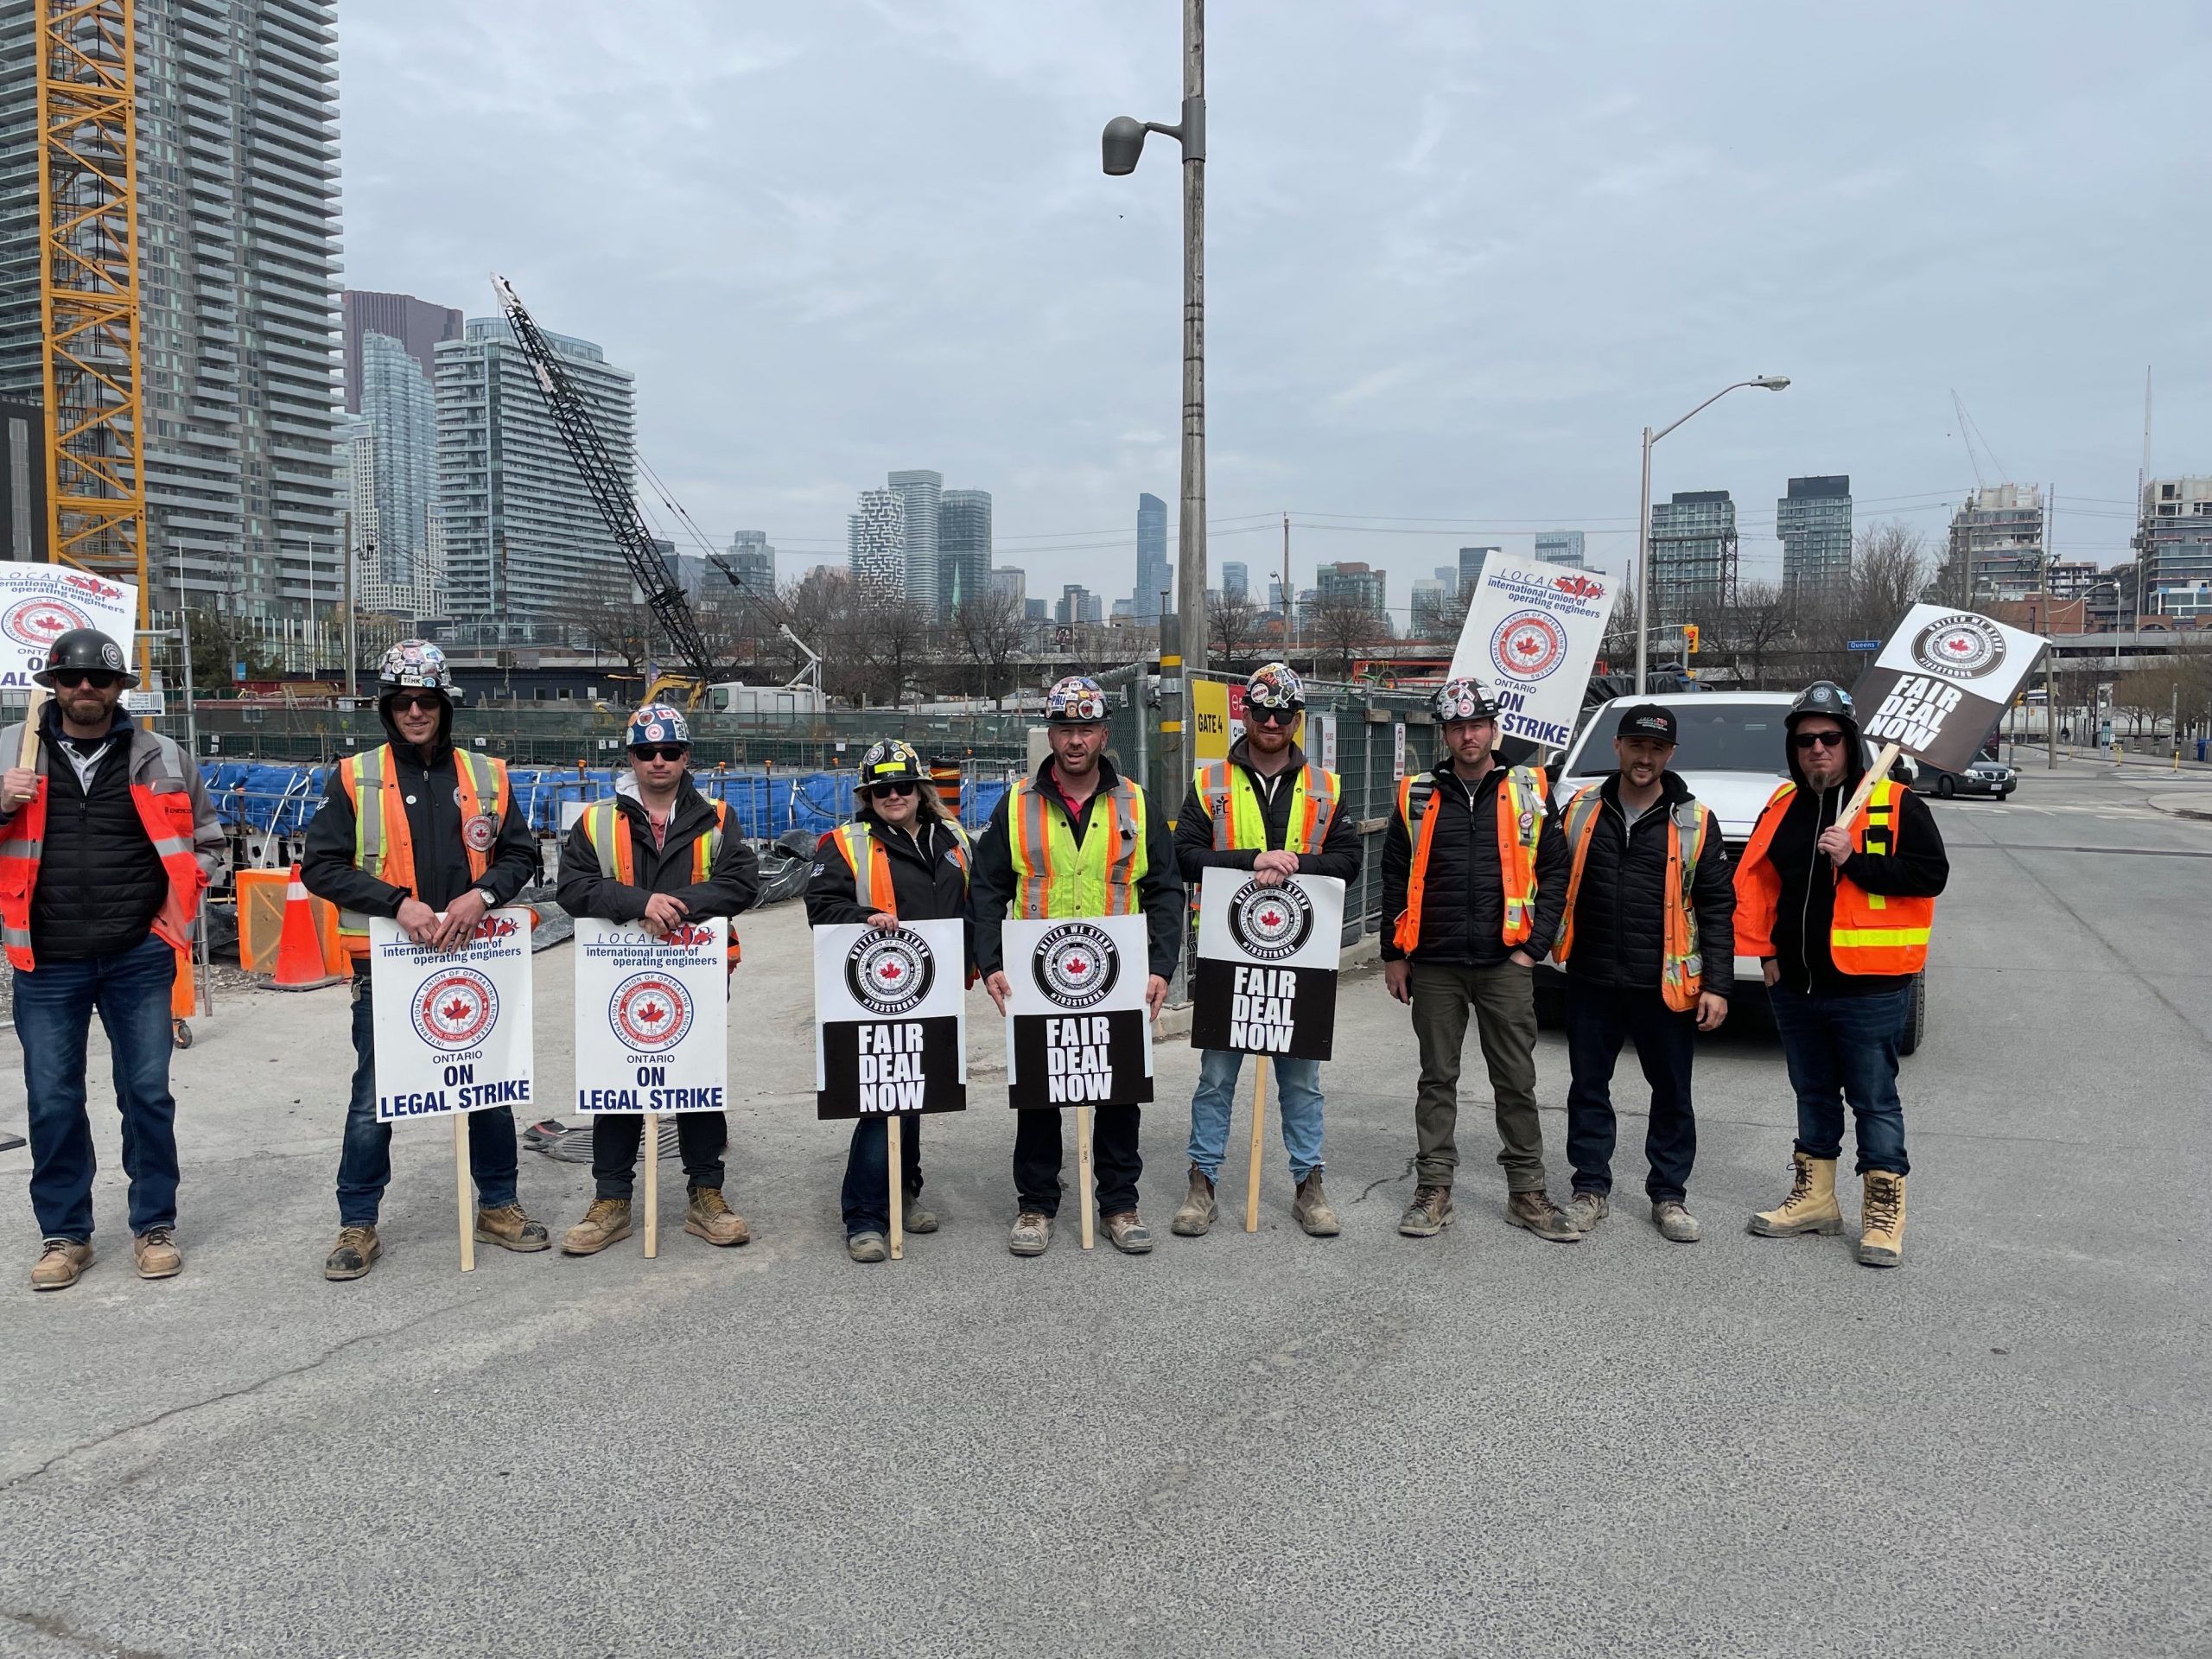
[684,1185,751,1247]
[1100,1211,1154,1255]
[1747,1152,1843,1237]
[1857,1172,1907,1268]
[1293,1173,1340,1236]
[1007,1211,1053,1257]
[1506,1190,1584,1243]
[30,1238,92,1292]
[902,1185,938,1235]
[323,1226,381,1281]
[1565,1191,1609,1233]
[1171,1166,1217,1236]
[474,1203,550,1252]
[131,1227,182,1280]
[1650,1198,1703,1244]
[561,1198,632,1255]
[1398,1185,1452,1237]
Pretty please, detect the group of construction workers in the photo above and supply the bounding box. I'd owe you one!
[10,632,1945,1290]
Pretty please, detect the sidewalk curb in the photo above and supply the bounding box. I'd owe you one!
[2148,795,2212,823]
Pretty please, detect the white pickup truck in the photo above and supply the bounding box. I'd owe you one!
[1541,690,1926,1054]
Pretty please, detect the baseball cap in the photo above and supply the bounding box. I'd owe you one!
[1616,703,1678,746]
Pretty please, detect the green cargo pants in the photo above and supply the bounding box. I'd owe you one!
[1407,960,1548,1192]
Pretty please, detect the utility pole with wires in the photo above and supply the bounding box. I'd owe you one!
[1281,512,1292,658]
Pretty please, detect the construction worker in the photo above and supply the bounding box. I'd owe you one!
[971,674,1182,1256]
[3,629,222,1292]
[1738,681,1948,1268]
[302,639,547,1281]
[1379,677,1580,1243]
[1170,663,1361,1238]
[555,702,759,1256]
[1551,704,1734,1244]
[806,737,972,1262]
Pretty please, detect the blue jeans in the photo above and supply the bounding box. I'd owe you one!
[841,1116,922,1237]
[1766,982,1912,1177]
[1564,982,1697,1203]
[339,978,519,1227]
[1185,1048,1325,1184]
[15,931,181,1242]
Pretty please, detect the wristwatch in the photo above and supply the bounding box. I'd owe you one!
[474,887,498,910]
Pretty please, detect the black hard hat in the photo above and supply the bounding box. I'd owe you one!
[33,628,137,690]
[1787,681,1855,727]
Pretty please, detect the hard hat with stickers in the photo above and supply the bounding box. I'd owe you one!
[1431,677,1500,723]
[859,738,925,784]
[626,702,691,749]
[1044,675,1109,724]
[376,638,454,695]
[1245,661,1305,712]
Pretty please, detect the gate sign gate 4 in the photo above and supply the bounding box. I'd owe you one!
[1852,604,2050,775]
[1190,870,1345,1062]
[1449,555,1617,751]
[573,917,730,1114]
[1002,914,1154,1110]
[0,566,138,689]
[368,909,535,1121]
[813,918,968,1119]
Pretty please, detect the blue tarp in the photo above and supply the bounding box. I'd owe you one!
[197,763,1011,840]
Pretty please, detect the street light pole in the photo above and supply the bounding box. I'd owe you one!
[1633,376,1791,694]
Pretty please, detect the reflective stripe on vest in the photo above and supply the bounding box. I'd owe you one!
[1553,785,1710,1011]
[1392,765,1546,953]
[336,746,507,951]
[1194,760,1340,855]
[1007,777,1147,918]
[830,818,972,918]
[582,795,740,962]
[1733,777,1934,976]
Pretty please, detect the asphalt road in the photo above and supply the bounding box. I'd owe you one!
[3,764,2208,1658]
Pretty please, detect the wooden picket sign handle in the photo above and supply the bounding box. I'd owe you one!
[1076,1104,1096,1251]
[455,1116,474,1273]
[1837,741,1904,830]
[887,1116,905,1261]
[17,687,46,769]
[1244,1056,1269,1233]
[643,1111,659,1258]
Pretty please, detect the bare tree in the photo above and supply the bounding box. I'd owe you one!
[1852,522,1932,639]
[1308,592,1384,677]
[1713,582,1798,688]
[1208,589,1264,669]
[854,598,933,709]
[950,588,1028,709]
[546,587,654,675]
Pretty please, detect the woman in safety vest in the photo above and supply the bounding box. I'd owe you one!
[553,703,760,1256]
[805,739,973,1263]
[1736,681,1948,1268]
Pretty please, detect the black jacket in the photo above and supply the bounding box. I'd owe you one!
[556,776,760,921]
[969,754,1185,981]
[1763,774,1948,998]
[1379,761,1570,967]
[29,704,167,962]
[805,815,976,977]
[302,702,541,954]
[1560,772,1736,999]
[1173,736,1363,887]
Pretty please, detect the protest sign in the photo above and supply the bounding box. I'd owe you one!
[1190,870,1344,1061]
[1852,604,2050,779]
[814,918,967,1119]
[574,916,729,1256]
[1448,556,1617,751]
[368,908,535,1271]
[0,565,138,690]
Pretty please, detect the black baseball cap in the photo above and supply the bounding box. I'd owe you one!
[1616,703,1678,746]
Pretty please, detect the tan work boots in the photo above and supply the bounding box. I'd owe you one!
[1857,1171,1907,1268]
[1747,1152,1843,1237]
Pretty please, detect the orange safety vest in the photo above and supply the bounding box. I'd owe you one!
[0,726,207,973]
[1552,785,1713,1012]
[1392,765,1547,954]
[823,819,971,918]
[334,744,508,957]
[582,795,742,964]
[1733,778,1933,976]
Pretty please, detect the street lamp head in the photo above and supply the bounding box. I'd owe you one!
[1754,375,1791,391]
[1102,116,1147,175]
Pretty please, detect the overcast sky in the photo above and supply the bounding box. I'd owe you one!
[338,0,2212,617]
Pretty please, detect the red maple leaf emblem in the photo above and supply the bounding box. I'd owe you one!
[441,996,473,1023]
[1065,956,1088,976]
[1259,907,1283,927]
[1513,634,1544,658]
[876,962,904,982]
[639,1000,669,1025]
[1943,636,1971,654]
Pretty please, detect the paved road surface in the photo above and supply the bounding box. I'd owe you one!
[3,768,2208,1657]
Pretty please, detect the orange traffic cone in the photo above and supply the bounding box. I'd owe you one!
[270,863,343,991]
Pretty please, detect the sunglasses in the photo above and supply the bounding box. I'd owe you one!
[868,779,918,798]
[51,671,120,690]
[1793,730,1848,749]
[631,744,689,762]
[387,692,442,713]
[1246,707,1298,728]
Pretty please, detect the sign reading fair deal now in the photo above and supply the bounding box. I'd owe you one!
[368,909,534,1122]
[1449,555,1617,750]
[1852,604,2050,775]
[813,918,967,1119]
[574,917,729,1114]
[1002,914,1154,1109]
[1190,869,1345,1061]
[0,566,138,690]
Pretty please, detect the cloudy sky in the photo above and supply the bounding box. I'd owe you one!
[339,0,2211,619]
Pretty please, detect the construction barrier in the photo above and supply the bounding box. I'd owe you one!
[236,867,342,973]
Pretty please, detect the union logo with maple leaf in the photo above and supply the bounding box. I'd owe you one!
[610,971,696,1052]
[1909,613,2006,681]
[1227,878,1315,963]
[843,926,937,1018]
[1032,921,1121,1011]
[411,968,499,1051]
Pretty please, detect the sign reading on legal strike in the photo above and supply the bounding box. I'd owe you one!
[368,909,534,1122]
[813,918,968,1120]
[1852,604,2050,775]
[1189,870,1345,1061]
[1448,556,1618,750]
[1002,914,1154,1109]
[573,917,729,1114]
[0,566,138,690]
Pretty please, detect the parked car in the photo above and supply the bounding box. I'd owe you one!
[1538,691,1926,1054]
[1912,757,2016,800]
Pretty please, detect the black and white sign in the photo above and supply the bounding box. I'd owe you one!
[573,917,729,1114]
[1853,603,2049,775]
[813,918,967,1120]
[1189,870,1345,1061]
[1002,915,1154,1109]
[368,909,534,1122]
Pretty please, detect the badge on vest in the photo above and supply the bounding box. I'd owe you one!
[462,813,499,853]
